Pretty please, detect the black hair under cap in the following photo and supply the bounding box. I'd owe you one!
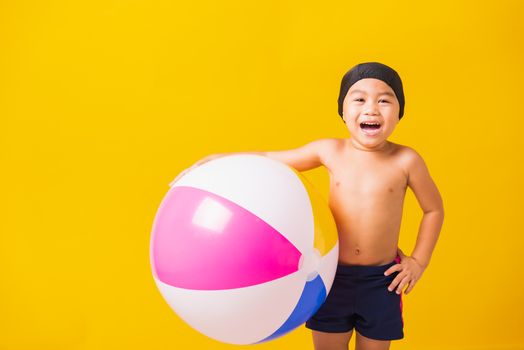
[337,62,405,120]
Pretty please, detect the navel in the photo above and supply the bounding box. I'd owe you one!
[388,187,393,193]
[355,248,360,255]
[336,181,340,187]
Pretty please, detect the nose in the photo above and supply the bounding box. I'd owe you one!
[363,104,379,115]
[363,99,378,115]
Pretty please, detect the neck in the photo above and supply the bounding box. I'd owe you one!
[348,138,391,152]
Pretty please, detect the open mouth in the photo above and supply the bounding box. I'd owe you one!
[359,121,382,136]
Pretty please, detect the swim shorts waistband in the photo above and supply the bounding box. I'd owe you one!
[335,259,399,276]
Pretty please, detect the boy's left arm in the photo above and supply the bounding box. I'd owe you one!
[386,149,445,295]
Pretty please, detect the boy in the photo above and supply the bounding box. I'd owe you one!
[171,62,444,350]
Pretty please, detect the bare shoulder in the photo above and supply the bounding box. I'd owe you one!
[396,143,424,163]
[390,143,427,177]
[399,146,434,190]
[313,137,344,163]
[393,143,444,212]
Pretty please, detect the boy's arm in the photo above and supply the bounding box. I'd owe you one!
[264,138,336,171]
[170,138,337,186]
[405,148,445,268]
[386,148,445,295]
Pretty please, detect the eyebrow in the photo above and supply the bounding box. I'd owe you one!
[349,89,395,97]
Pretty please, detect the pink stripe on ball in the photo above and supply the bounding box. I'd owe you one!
[151,186,302,290]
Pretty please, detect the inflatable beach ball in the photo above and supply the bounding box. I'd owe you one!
[150,155,339,345]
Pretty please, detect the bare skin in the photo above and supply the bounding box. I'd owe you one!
[326,137,405,266]
[312,330,393,350]
[172,78,445,350]
[309,138,410,350]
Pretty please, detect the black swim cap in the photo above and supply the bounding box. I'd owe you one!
[337,62,405,120]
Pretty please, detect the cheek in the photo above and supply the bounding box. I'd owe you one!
[345,106,362,122]
[347,103,361,112]
[387,103,400,115]
[346,121,361,135]
[345,115,359,127]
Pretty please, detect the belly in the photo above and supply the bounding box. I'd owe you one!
[328,190,405,266]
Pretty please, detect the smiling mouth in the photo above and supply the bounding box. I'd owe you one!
[360,122,381,130]
[359,122,382,136]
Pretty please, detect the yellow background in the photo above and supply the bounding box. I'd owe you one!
[1,0,523,349]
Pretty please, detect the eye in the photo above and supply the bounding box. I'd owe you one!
[353,98,364,102]
[379,99,390,103]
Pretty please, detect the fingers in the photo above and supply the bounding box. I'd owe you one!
[405,279,417,294]
[395,276,410,294]
[388,275,412,294]
[384,263,403,276]
[385,264,404,292]
[385,256,423,295]
[389,274,418,295]
[386,266,416,294]
[387,272,403,292]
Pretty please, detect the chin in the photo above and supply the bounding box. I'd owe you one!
[362,139,384,146]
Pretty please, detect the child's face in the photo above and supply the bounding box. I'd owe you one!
[342,78,400,149]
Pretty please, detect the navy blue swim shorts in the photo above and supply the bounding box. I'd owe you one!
[305,257,404,341]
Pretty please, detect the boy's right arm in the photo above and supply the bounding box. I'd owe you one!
[169,138,337,186]
[264,138,336,171]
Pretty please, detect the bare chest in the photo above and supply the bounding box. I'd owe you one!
[323,144,409,235]
[321,141,410,264]
[326,152,407,200]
